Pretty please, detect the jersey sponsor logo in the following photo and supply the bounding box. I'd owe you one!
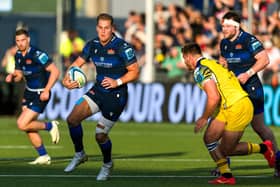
[95,61,112,68]
[26,59,32,64]
[124,48,135,60]
[251,41,261,50]
[38,53,49,64]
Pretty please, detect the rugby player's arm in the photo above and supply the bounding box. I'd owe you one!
[5,69,23,83]
[69,56,86,68]
[102,62,139,89]
[194,79,220,133]
[119,62,139,84]
[219,56,228,68]
[62,56,85,89]
[45,63,60,92]
[238,50,269,84]
[251,50,270,73]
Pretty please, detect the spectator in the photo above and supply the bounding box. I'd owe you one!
[59,30,85,74]
[261,39,280,86]
[161,46,185,82]
[1,45,17,74]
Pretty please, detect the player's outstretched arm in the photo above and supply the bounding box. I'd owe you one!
[5,70,23,83]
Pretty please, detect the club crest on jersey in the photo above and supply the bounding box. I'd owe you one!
[100,57,104,61]
[107,48,115,55]
[26,59,32,64]
[235,44,242,49]
[230,52,234,57]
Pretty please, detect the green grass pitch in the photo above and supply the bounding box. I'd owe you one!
[0,116,279,186]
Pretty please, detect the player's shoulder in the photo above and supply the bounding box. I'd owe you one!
[112,35,132,49]
[239,30,256,42]
[30,46,51,64]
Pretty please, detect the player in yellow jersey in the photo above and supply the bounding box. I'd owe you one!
[181,42,275,185]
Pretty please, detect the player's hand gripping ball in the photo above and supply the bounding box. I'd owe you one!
[68,66,87,88]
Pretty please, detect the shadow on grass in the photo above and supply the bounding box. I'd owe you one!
[0,152,279,187]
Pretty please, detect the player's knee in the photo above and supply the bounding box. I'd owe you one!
[17,120,27,131]
[95,133,107,143]
[66,115,80,127]
[95,124,109,142]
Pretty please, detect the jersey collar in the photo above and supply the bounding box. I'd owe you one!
[195,56,205,68]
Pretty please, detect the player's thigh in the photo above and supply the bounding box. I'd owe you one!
[67,97,93,124]
[17,108,39,128]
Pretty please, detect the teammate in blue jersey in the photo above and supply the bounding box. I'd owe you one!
[62,13,139,180]
[219,11,280,176]
[5,28,60,165]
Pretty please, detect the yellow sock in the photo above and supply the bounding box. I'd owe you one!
[247,142,261,154]
[216,158,231,174]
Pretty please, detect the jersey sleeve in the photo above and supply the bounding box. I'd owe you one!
[220,39,226,57]
[80,41,92,62]
[119,42,137,66]
[247,36,264,56]
[37,51,52,67]
[194,65,214,88]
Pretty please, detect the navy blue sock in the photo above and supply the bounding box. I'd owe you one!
[36,144,47,156]
[69,124,84,152]
[45,122,52,131]
[98,139,112,163]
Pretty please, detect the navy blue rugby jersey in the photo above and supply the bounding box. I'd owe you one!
[81,34,137,92]
[220,29,264,77]
[15,46,52,89]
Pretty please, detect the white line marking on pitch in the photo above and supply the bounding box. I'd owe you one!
[114,158,265,162]
[0,174,271,178]
[0,145,63,149]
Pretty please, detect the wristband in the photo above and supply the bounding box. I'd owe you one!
[116,78,123,86]
[246,68,255,77]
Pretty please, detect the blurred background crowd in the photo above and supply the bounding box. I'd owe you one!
[1,0,280,86]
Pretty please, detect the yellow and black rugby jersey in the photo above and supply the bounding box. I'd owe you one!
[194,58,248,109]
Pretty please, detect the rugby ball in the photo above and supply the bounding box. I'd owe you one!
[68,66,87,88]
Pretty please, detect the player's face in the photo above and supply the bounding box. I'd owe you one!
[182,53,194,71]
[96,19,113,45]
[221,21,238,40]
[15,34,30,52]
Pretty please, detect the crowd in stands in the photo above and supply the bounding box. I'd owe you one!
[121,0,280,85]
[2,1,280,85]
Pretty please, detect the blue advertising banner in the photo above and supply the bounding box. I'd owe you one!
[39,82,280,126]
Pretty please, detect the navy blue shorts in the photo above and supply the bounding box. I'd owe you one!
[22,89,50,113]
[243,78,264,115]
[85,86,128,121]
